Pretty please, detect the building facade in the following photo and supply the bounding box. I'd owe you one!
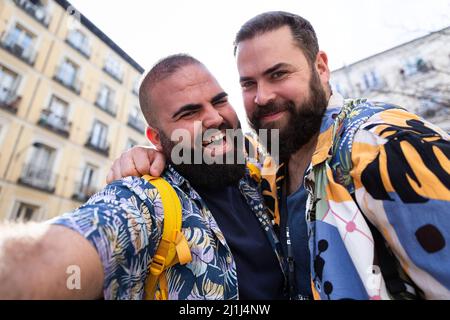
[331,26,450,131]
[0,0,147,222]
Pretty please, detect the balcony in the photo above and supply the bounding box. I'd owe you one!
[94,99,117,117]
[37,109,72,137]
[65,37,91,59]
[53,70,82,95]
[72,182,97,202]
[13,0,51,27]
[102,66,123,84]
[0,90,21,114]
[127,115,146,133]
[18,163,57,193]
[0,36,37,66]
[85,137,110,157]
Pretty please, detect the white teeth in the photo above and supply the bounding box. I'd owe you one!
[203,132,225,146]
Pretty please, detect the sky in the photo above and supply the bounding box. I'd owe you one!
[68,0,450,125]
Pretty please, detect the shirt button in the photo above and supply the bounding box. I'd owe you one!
[226,256,232,264]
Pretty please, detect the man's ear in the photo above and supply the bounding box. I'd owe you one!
[146,127,163,152]
[315,51,330,86]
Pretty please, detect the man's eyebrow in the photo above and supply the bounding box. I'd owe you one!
[239,63,290,82]
[172,104,202,119]
[211,92,228,104]
[262,63,290,76]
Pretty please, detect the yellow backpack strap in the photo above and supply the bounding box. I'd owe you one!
[141,175,192,300]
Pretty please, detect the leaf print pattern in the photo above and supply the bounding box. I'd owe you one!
[49,165,283,300]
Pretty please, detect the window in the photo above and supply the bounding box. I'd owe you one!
[19,143,56,192]
[80,163,97,189]
[127,105,146,132]
[57,59,78,86]
[90,120,108,148]
[0,66,19,103]
[12,202,40,222]
[362,70,381,91]
[31,143,55,173]
[132,77,140,95]
[96,84,115,111]
[67,29,90,57]
[125,138,137,151]
[104,54,123,81]
[39,95,70,135]
[402,57,432,77]
[73,163,98,201]
[3,24,35,62]
[47,96,69,127]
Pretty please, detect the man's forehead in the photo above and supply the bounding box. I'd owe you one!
[151,64,223,108]
[161,64,217,91]
[236,27,305,74]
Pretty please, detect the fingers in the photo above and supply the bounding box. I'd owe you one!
[133,147,153,176]
[119,150,141,178]
[149,151,166,177]
[106,146,165,184]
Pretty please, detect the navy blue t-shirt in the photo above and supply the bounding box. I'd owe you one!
[195,184,286,300]
[279,185,313,299]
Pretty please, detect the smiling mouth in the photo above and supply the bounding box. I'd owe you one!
[202,131,232,157]
[260,110,286,122]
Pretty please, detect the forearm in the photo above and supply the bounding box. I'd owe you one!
[0,223,104,299]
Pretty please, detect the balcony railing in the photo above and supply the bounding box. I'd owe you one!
[37,109,72,137]
[72,182,97,202]
[127,115,146,133]
[18,163,57,193]
[0,90,21,114]
[0,36,37,65]
[102,66,123,84]
[53,69,82,95]
[94,99,117,117]
[65,37,91,59]
[13,0,51,27]
[85,137,110,157]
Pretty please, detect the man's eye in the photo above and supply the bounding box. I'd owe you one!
[180,111,197,118]
[272,71,287,79]
[214,99,228,106]
[241,81,255,89]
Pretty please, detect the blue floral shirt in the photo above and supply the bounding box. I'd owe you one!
[50,165,285,300]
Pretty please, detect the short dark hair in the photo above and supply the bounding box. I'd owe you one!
[233,11,319,65]
[139,53,202,126]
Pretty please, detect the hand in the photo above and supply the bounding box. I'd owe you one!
[106,146,166,183]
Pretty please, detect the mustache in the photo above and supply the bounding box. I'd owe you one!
[249,101,295,128]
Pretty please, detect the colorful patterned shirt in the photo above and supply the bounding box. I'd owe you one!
[50,165,285,300]
[262,94,450,299]
[307,94,450,299]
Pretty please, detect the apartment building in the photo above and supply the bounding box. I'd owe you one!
[331,26,450,131]
[0,0,147,222]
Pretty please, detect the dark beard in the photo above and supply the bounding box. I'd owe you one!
[249,69,328,161]
[159,129,246,189]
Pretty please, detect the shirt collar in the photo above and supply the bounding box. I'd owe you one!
[311,92,344,165]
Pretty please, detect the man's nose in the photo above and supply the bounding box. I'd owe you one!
[202,104,224,129]
[254,83,276,106]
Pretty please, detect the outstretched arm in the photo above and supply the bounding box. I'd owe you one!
[107,146,166,183]
[0,223,103,299]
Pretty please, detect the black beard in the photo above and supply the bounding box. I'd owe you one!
[159,128,246,189]
[249,69,328,161]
